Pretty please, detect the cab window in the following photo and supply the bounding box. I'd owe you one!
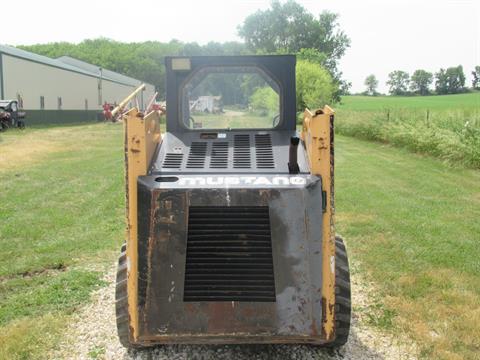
[181,66,280,129]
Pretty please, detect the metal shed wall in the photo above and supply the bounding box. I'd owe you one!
[0,46,156,124]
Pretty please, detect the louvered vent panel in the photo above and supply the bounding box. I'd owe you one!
[186,142,207,169]
[233,134,251,168]
[255,134,275,169]
[184,206,276,302]
[210,142,229,168]
[162,153,183,168]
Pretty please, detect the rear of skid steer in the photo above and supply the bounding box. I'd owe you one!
[116,55,351,348]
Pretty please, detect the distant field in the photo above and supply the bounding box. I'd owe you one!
[338,92,480,111]
[335,93,480,168]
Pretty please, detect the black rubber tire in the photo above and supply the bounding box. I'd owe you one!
[115,243,136,348]
[328,236,352,347]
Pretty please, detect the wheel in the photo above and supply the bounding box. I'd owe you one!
[328,236,352,347]
[1,121,9,131]
[115,243,136,348]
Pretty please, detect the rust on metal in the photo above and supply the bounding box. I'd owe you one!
[302,106,336,341]
[124,106,161,342]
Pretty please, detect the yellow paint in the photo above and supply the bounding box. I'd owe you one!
[301,106,336,341]
[124,108,161,341]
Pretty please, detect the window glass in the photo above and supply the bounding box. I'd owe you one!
[181,66,280,129]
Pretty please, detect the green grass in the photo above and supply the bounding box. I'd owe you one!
[191,111,275,129]
[334,93,480,168]
[0,270,105,326]
[336,135,480,359]
[1,124,479,359]
[338,92,480,111]
[0,314,66,360]
[0,124,125,359]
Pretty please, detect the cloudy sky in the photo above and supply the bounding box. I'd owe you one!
[3,0,479,93]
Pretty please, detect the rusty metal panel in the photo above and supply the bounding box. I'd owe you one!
[123,107,161,341]
[301,106,336,340]
[135,174,324,343]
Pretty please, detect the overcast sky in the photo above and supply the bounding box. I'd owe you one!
[2,0,479,93]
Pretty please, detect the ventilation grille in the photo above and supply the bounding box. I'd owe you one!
[210,142,229,168]
[186,142,207,169]
[162,153,183,168]
[255,134,274,169]
[233,134,251,168]
[184,206,276,302]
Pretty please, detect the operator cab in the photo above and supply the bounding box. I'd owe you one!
[152,56,307,175]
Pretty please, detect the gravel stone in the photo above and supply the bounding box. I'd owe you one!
[51,263,418,360]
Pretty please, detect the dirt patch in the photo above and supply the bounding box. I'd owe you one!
[0,263,67,283]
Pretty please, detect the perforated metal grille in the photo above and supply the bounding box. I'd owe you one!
[184,206,276,302]
[255,134,275,169]
[162,153,184,168]
[210,142,229,168]
[186,142,207,169]
[233,134,251,169]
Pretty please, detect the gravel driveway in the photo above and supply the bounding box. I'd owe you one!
[52,265,417,360]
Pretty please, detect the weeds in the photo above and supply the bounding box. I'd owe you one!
[335,107,480,168]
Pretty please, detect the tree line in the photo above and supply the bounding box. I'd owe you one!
[364,65,480,96]
[19,0,350,109]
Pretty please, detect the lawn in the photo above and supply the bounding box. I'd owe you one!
[335,136,480,359]
[334,93,480,168]
[0,124,125,359]
[0,123,479,359]
[338,92,480,111]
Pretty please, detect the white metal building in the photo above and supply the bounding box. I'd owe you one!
[0,45,155,123]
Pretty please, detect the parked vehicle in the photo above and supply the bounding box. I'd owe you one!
[0,100,26,131]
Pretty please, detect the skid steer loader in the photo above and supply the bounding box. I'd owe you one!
[116,55,351,348]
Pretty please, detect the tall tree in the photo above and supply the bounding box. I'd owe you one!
[386,70,410,95]
[296,60,335,111]
[364,75,378,96]
[435,68,448,94]
[472,66,480,90]
[238,1,350,81]
[410,70,433,95]
[435,65,466,94]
